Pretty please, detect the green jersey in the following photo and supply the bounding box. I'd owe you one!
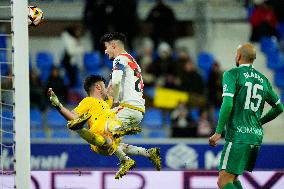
[222,64,280,145]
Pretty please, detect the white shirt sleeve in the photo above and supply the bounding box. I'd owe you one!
[111,56,126,102]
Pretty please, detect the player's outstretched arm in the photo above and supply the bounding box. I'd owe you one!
[260,103,283,125]
[47,88,79,121]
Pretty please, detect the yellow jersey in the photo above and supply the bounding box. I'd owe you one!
[74,97,121,155]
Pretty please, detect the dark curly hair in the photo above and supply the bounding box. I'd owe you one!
[100,32,127,45]
[83,75,106,95]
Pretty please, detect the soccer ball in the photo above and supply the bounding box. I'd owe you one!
[28,6,44,27]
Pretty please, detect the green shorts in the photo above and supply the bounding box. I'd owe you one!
[218,141,260,175]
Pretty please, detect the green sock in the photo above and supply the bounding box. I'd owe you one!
[233,180,243,189]
[223,183,237,189]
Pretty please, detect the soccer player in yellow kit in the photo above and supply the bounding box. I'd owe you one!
[48,75,161,179]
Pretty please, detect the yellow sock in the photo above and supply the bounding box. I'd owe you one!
[77,128,106,147]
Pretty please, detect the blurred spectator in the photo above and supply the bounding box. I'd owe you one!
[207,62,223,108]
[266,0,284,22]
[84,0,138,51]
[249,1,280,42]
[146,0,177,47]
[171,103,192,128]
[113,0,139,50]
[45,66,67,104]
[176,47,192,79]
[83,0,114,51]
[170,103,197,137]
[176,47,191,65]
[178,58,206,108]
[136,37,156,87]
[30,69,46,111]
[240,0,254,8]
[164,74,179,89]
[148,42,179,88]
[61,25,84,87]
[179,59,205,95]
[197,109,213,137]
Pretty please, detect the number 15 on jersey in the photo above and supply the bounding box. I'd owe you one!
[244,82,263,112]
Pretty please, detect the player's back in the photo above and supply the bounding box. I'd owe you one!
[114,53,145,109]
[224,64,277,145]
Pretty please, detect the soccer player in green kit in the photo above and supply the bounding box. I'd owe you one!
[209,43,283,189]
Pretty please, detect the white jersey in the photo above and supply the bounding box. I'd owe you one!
[112,53,145,109]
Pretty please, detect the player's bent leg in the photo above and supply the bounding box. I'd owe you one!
[217,170,237,189]
[148,147,162,171]
[112,124,142,138]
[67,112,91,130]
[76,128,106,147]
[113,109,143,138]
[223,183,237,189]
[115,158,136,179]
[114,145,136,179]
[105,117,142,138]
[233,178,243,189]
[100,136,113,150]
[118,143,161,171]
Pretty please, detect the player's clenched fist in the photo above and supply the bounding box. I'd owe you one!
[47,88,62,110]
[209,133,222,147]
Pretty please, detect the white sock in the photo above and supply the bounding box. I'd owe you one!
[120,143,150,157]
[115,145,131,162]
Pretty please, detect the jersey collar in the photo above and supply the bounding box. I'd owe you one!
[239,64,254,68]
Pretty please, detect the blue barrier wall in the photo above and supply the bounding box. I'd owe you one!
[2,142,284,170]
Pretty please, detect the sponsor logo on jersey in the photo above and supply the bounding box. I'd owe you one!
[223,84,228,92]
[236,126,263,136]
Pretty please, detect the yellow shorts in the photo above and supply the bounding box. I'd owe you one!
[90,136,121,156]
[89,118,122,156]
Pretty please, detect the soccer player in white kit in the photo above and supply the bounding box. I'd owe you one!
[100,32,145,138]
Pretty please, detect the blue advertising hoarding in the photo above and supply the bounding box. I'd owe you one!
[2,142,284,170]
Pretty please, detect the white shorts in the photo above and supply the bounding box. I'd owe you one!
[114,106,144,127]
